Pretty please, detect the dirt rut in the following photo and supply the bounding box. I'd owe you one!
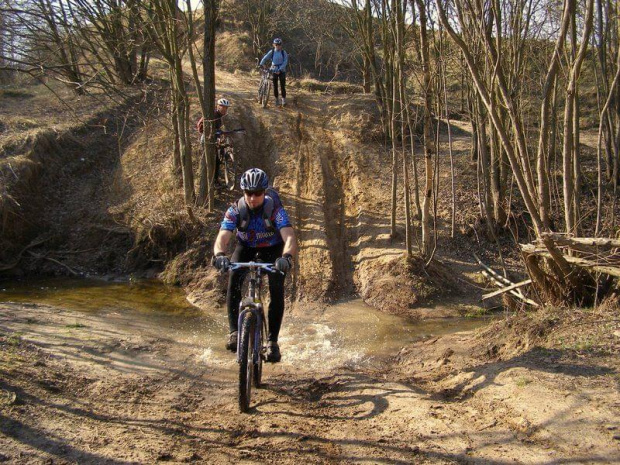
[220,88,362,303]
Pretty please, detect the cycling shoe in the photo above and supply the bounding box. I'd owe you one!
[266,341,281,363]
[225,331,238,352]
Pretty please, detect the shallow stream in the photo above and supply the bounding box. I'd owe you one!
[0,278,491,373]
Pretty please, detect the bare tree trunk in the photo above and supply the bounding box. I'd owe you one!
[405,99,422,219]
[396,0,411,253]
[170,86,181,177]
[200,0,219,211]
[38,0,84,94]
[361,55,371,93]
[416,0,434,257]
[563,0,594,234]
[172,62,195,204]
[142,0,195,204]
[490,127,506,225]
[597,43,620,233]
[468,88,478,161]
[477,114,497,239]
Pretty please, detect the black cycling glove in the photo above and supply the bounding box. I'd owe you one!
[275,254,293,273]
[212,253,230,271]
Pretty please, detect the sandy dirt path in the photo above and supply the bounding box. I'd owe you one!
[2,300,619,464]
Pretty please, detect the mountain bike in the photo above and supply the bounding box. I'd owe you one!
[227,261,281,412]
[215,128,244,190]
[257,65,272,108]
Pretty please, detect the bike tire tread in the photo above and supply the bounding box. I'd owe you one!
[238,311,255,413]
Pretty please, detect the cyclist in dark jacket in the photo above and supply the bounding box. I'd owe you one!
[212,168,297,363]
[197,98,231,184]
[260,38,289,106]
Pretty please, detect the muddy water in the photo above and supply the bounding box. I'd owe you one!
[0,278,490,374]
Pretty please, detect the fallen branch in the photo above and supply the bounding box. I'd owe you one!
[480,270,540,307]
[540,233,620,249]
[481,279,532,300]
[474,254,539,307]
[27,251,80,276]
[0,236,50,271]
[87,224,131,234]
[521,244,620,278]
[475,254,528,297]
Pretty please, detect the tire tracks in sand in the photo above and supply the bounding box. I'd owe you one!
[290,106,356,302]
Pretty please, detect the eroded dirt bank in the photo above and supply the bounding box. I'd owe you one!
[1,301,619,464]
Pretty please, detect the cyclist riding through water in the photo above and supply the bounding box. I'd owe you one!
[212,168,297,363]
[259,38,288,106]
[197,98,231,184]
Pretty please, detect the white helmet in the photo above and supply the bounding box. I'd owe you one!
[240,168,269,191]
[217,98,231,107]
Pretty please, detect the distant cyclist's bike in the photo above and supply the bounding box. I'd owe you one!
[257,65,272,108]
[227,261,281,412]
[215,128,244,190]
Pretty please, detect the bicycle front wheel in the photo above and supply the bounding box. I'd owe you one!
[262,80,271,108]
[253,323,263,388]
[238,311,256,413]
[223,150,237,190]
[258,79,267,106]
[257,80,263,103]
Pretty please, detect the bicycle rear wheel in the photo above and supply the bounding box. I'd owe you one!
[238,311,256,413]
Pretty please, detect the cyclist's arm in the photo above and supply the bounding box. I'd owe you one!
[259,49,273,67]
[279,226,297,258]
[279,51,288,72]
[214,229,234,256]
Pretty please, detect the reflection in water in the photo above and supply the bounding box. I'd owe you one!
[0,278,200,316]
[0,279,491,373]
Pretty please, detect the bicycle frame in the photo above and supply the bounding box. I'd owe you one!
[259,67,272,84]
[230,262,277,363]
[215,136,238,190]
[228,261,282,412]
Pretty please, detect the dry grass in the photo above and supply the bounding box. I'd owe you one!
[476,296,620,360]
[215,30,255,72]
[291,77,363,95]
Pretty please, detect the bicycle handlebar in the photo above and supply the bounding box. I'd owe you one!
[228,261,282,274]
[215,128,245,136]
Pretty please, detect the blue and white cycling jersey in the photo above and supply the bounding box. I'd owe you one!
[260,49,288,73]
[220,198,292,248]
